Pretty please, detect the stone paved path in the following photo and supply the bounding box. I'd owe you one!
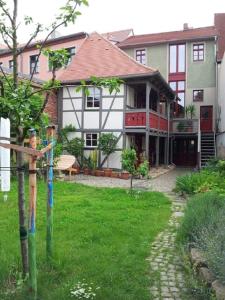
[148,193,186,300]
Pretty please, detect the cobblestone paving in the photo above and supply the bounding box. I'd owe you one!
[148,193,186,300]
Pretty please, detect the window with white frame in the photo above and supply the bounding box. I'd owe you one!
[193,44,204,61]
[86,87,100,109]
[85,133,98,147]
[135,49,146,65]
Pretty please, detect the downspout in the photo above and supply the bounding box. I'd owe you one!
[167,100,171,165]
[215,35,218,156]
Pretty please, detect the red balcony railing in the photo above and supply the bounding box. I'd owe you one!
[125,111,168,131]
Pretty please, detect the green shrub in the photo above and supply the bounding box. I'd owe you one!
[175,169,225,195]
[177,192,225,244]
[198,219,225,283]
[137,160,149,177]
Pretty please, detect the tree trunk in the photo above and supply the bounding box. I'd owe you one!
[130,175,133,190]
[17,135,29,277]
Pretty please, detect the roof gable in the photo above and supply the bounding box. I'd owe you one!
[59,32,156,83]
[118,26,217,48]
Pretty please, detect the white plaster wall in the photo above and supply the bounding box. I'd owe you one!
[102,98,123,110]
[101,151,122,169]
[63,86,82,98]
[218,55,225,132]
[84,112,99,129]
[63,99,82,111]
[62,111,82,129]
[102,84,124,96]
[102,112,123,129]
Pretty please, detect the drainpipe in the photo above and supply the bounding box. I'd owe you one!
[167,100,171,165]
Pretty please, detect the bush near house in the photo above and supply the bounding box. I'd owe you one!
[177,192,225,284]
[175,160,225,195]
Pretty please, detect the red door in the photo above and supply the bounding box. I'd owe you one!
[200,106,213,132]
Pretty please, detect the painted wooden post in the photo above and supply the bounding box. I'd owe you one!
[46,126,55,260]
[28,129,37,299]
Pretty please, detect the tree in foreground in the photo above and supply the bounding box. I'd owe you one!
[98,133,117,169]
[0,0,89,278]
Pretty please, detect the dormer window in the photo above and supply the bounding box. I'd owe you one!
[135,49,146,65]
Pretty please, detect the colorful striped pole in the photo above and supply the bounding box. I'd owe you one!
[46,126,55,260]
[28,129,37,299]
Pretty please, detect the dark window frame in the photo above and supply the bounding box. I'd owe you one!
[9,60,13,69]
[65,46,76,65]
[193,43,204,61]
[193,89,204,102]
[30,54,39,74]
[135,49,146,65]
[85,133,98,148]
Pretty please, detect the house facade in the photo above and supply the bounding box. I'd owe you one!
[58,32,175,170]
[118,13,225,166]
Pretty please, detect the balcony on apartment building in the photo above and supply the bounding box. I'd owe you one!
[125,83,169,133]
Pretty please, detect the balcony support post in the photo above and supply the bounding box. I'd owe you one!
[145,82,151,162]
[156,136,159,167]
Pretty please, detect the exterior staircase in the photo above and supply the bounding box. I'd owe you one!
[201,132,216,167]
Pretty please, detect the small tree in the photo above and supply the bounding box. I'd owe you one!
[121,148,137,190]
[98,133,117,169]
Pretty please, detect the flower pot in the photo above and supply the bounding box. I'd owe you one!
[91,170,97,176]
[83,168,89,175]
[111,171,119,178]
[104,168,112,177]
[95,169,104,176]
[120,172,130,180]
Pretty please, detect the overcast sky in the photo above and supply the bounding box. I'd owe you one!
[2,0,225,43]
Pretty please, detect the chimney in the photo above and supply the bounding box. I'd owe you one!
[183,23,189,30]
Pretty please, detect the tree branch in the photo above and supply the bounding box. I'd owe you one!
[18,23,42,54]
[0,2,13,25]
[28,1,79,83]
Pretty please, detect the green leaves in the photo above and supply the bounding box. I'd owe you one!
[98,133,117,156]
[121,149,137,175]
[0,76,49,135]
[42,48,70,71]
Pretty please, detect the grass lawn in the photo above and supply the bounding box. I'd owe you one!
[0,180,171,300]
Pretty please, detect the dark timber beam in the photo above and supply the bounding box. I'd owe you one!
[146,83,151,161]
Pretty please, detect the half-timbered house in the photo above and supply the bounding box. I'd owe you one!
[58,32,175,170]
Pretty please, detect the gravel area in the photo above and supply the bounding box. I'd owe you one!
[69,168,191,193]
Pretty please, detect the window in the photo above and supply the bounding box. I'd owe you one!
[136,49,146,65]
[9,60,13,69]
[66,47,76,65]
[85,133,98,147]
[86,87,100,109]
[30,55,39,74]
[193,90,203,102]
[170,81,185,107]
[193,44,204,61]
[169,44,186,73]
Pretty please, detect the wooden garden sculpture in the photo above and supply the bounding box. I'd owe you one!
[0,125,55,300]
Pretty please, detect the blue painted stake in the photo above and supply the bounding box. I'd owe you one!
[46,126,55,260]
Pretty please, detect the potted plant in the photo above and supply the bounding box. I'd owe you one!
[177,121,185,132]
[98,133,117,177]
[83,157,92,175]
[90,149,98,176]
[137,160,149,179]
[188,104,196,119]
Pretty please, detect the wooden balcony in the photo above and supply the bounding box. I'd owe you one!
[172,118,199,134]
[125,111,168,131]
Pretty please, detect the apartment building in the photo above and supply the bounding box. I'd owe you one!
[118,13,225,166]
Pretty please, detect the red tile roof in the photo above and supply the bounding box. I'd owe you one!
[59,32,157,83]
[118,26,217,48]
[102,29,134,43]
[215,14,225,61]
